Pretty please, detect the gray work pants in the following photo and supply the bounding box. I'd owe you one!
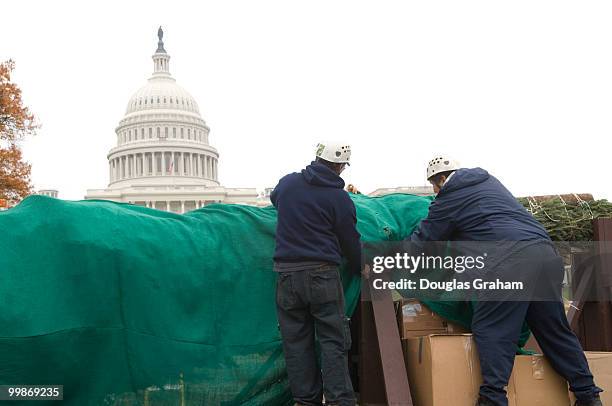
[275,266,355,406]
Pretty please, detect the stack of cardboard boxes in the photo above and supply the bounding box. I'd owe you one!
[396,299,612,406]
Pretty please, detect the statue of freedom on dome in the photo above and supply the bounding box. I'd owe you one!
[156,26,166,53]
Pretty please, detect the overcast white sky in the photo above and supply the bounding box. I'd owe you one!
[2,1,611,201]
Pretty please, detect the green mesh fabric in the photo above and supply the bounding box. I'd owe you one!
[0,193,528,405]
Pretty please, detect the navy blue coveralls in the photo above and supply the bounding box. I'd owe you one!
[271,161,362,406]
[409,167,602,406]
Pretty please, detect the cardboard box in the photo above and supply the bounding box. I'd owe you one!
[403,334,571,406]
[569,352,612,405]
[396,299,469,338]
[507,355,571,406]
[403,334,482,406]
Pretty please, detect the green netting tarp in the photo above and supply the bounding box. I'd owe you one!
[0,193,524,405]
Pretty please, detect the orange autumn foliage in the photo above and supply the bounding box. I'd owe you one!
[0,145,32,204]
[0,59,38,205]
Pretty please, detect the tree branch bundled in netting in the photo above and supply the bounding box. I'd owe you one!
[518,196,612,241]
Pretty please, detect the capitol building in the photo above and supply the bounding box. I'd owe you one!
[85,28,261,212]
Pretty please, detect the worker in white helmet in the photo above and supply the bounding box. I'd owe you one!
[270,142,362,406]
[426,156,461,194]
[406,157,602,406]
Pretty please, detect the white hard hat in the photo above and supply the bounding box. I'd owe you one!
[315,142,351,165]
[427,156,460,180]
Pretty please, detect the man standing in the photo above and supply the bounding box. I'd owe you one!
[271,142,362,406]
[408,156,602,406]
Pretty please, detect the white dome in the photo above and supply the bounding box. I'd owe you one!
[105,28,220,191]
[85,27,261,212]
[125,77,200,115]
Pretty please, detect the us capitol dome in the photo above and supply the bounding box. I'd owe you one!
[85,28,260,211]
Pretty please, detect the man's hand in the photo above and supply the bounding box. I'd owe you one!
[347,184,361,194]
[361,264,371,279]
